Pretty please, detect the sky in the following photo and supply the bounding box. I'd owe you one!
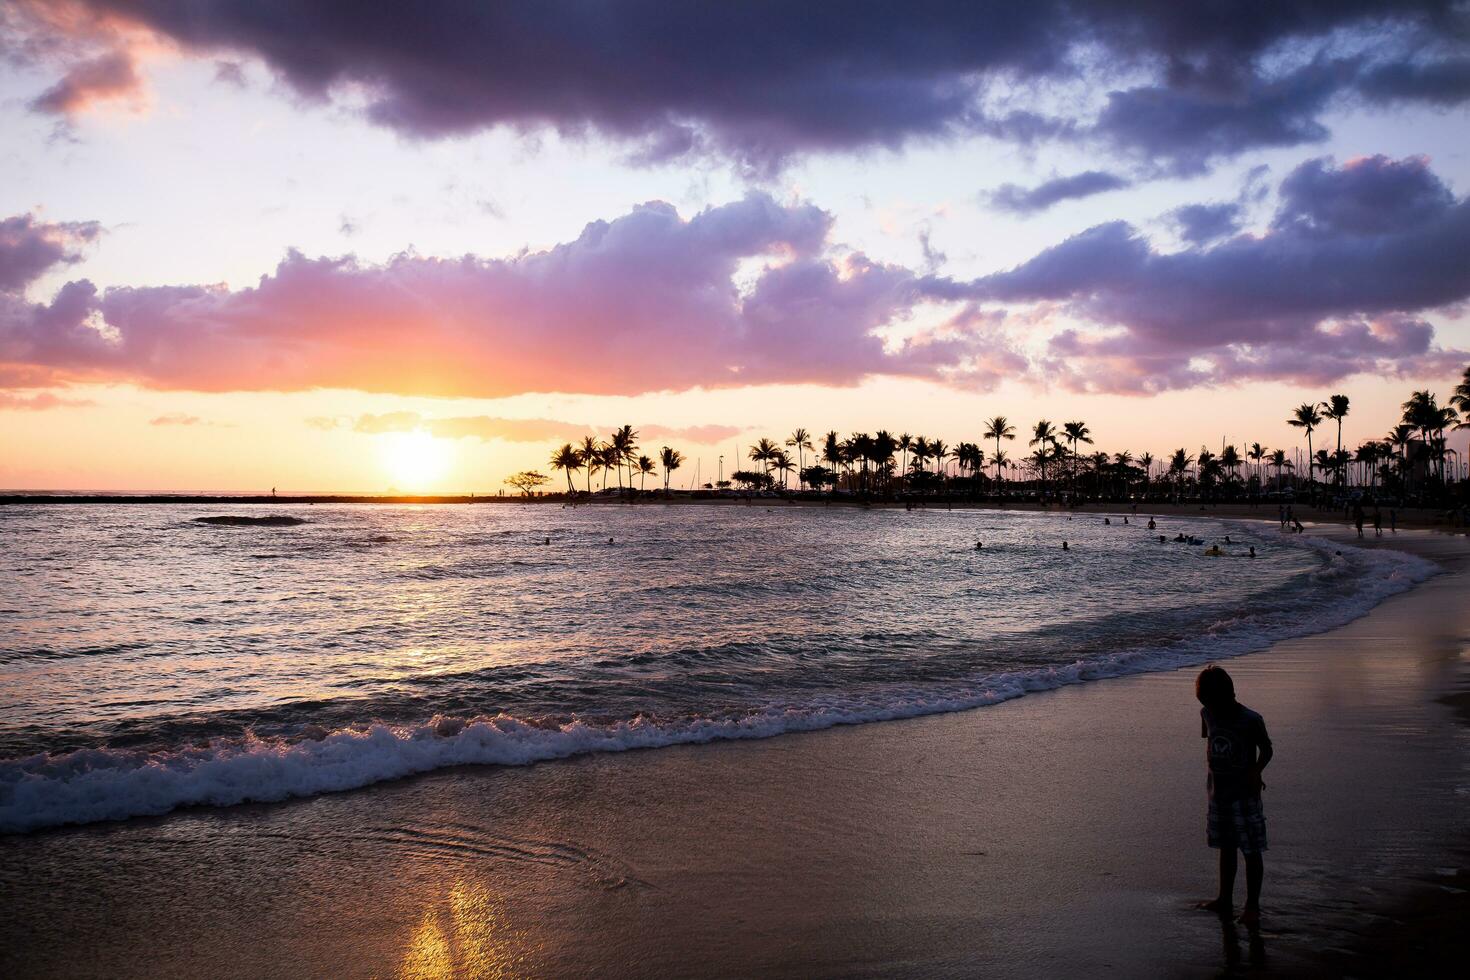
[2,0,1468,492]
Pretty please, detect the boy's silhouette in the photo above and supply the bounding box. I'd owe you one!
[1195,665,1273,925]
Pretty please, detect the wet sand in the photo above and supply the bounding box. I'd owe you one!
[2,526,1466,978]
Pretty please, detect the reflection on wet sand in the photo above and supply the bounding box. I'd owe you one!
[396,881,529,980]
[1218,913,1267,972]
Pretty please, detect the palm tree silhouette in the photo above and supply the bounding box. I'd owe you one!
[1452,364,1470,423]
[1062,420,1092,490]
[578,435,600,494]
[1139,452,1154,498]
[984,416,1016,489]
[897,434,913,491]
[772,450,796,489]
[1321,394,1350,488]
[610,425,639,495]
[1269,449,1287,490]
[550,443,583,494]
[635,454,656,492]
[1288,403,1323,497]
[749,437,779,480]
[659,446,684,495]
[1248,443,1265,491]
[786,429,813,489]
[1030,420,1057,496]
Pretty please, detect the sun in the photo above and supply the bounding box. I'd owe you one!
[378,430,453,490]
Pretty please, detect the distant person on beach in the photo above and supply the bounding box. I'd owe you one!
[1390,508,1397,532]
[1353,502,1365,539]
[1195,665,1273,926]
[1373,508,1383,537]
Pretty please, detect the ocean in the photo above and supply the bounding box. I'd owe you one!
[0,502,1434,833]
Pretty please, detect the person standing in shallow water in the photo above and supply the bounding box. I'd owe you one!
[1195,665,1273,926]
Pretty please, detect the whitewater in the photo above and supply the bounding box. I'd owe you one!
[0,503,1436,833]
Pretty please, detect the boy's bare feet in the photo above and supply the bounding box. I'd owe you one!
[1196,898,1231,915]
[1237,906,1260,927]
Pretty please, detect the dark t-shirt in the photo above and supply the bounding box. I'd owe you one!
[1201,703,1271,802]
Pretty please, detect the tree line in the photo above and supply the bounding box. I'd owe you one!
[505,367,1470,504]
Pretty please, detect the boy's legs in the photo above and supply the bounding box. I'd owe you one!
[1242,852,1264,922]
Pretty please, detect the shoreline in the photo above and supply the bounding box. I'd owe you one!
[4,491,1466,534]
[2,524,1466,975]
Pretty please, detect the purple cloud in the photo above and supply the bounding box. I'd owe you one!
[985,171,1131,215]
[0,193,993,397]
[0,214,101,293]
[1168,203,1243,245]
[962,155,1470,391]
[10,1,1466,171]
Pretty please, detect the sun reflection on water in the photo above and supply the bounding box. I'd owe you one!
[395,881,528,979]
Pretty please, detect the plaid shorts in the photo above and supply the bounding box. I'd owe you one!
[1207,795,1268,854]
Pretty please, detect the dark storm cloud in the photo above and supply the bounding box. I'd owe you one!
[959,155,1470,391]
[986,171,1131,214]
[13,1,1469,171]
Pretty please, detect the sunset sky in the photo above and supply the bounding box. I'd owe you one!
[2,1,1468,492]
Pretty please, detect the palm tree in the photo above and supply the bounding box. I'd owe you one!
[610,425,639,495]
[1220,444,1243,496]
[1452,364,1470,424]
[911,436,932,482]
[1030,420,1057,495]
[1139,452,1154,499]
[1269,448,1287,489]
[772,450,796,489]
[873,431,898,494]
[1062,420,1092,490]
[1247,442,1265,490]
[659,446,684,495]
[930,439,949,487]
[1288,403,1323,497]
[983,416,1016,489]
[749,437,779,478]
[578,435,601,494]
[786,428,813,489]
[1321,394,1350,488]
[635,454,656,492]
[897,434,913,490]
[821,431,843,491]
[597,444,619,491]
[549,443,583,494]
[1168,448,1193,500]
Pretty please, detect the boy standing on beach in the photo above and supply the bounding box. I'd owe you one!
[1195,665,1273,925]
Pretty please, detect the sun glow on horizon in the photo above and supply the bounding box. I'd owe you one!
[378,430,454,490]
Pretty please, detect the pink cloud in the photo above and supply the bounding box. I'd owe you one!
[28,49,144,116]
[0,391,94,410]
[0,194,998,398]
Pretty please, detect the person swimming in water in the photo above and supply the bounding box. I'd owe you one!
[1206,544,1223,556]
[1104,517,1111,525]
[1148,518,1157,530]
[1159,535,1167,543]
[1174,533,1188,542]
[975,541,983,550]
[1062,541,1070,551]
[1248,546,1256,558]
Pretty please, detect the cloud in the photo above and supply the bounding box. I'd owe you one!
[0,214,102,293]
[0,193,995,397]
[962,154,1470,392]
[1167,203,1243,245]
[335,414,742,445]
[5,156,1467,402]
[0,391,94,410]
[28,49,143,116]
[149,412,203,426]
[10,1,1467,172]
[985,171,1131,215]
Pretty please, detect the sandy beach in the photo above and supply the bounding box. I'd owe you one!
[2,521,1466,978]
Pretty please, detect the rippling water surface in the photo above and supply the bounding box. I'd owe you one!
[0,502,1434,831]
